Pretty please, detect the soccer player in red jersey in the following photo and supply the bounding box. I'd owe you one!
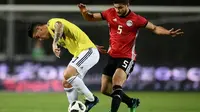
[78,0,184,112]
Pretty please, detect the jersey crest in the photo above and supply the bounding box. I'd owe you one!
[126,20,133,27]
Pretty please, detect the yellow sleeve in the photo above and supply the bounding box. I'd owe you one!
[47,18,68,32]
[47,19,56,30]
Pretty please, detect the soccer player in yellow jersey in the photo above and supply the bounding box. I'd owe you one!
[28,18,99,112]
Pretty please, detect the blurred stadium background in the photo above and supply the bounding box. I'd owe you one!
[0,0,200,112]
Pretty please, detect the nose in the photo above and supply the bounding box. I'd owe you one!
[115,8,119,13]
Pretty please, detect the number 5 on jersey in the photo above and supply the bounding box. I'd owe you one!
[117,25,123,34]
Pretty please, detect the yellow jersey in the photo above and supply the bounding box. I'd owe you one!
[47,18,96,57]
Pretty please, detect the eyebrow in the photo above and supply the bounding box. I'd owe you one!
[114,5,123,8]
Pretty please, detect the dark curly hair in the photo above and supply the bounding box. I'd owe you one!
[113,0,129,4]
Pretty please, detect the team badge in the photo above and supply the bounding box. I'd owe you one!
[126,20,133,27]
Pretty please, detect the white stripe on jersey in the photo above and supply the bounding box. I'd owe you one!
[131,31,139,60]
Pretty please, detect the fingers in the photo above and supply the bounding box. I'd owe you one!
[55,48,60,52]
[96,45,105,49]
[55,52,60,58]
[170,28,182,33]
[98,48,107,54]
[78,3,86,9]
[170,28,184,37]
[54,48,61,58]
[100,49,107,54]
[97,46,105,49]
[174,29,181,32]
[176,31,184,35]
[96,45,107,54]
[169,28,174,32]
[80,3,86,7]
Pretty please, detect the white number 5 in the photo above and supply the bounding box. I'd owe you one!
[117,25,123,34]
[122,60,129,68]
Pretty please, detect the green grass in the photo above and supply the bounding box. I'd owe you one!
[0,91,200,112]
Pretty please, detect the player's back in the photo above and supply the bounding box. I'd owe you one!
[101,8,147,60]
[47,18,96,57]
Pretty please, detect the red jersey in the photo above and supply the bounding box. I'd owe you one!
[101,8,148,60]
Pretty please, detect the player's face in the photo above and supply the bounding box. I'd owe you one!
[113,3,129,16]
[33,25,49,41]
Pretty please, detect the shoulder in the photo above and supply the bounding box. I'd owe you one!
[128,11,148,27]
[129,11,140,18]
[127,11,146,21]
[48,18,70,27]
[108,8,115,11]
[130,11,137,15]
[102,8,115,19]
[102,8,115,14]
[47,19,55,28]
[47,18,57,26]
[105,8,115,13]
[130,11,146,19]
[48,18,67,24]
[48,18,57,23]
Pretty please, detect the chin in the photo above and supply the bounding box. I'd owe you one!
[117,13,122,16]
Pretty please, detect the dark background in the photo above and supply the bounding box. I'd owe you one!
[1,0,200,6]
[1,12,200,66]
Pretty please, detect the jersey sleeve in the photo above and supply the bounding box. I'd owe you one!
[136,15,148,28]
[47,19,56,30]
[47,18,70,35]
[101,8,112,20]
[47,18,66,30]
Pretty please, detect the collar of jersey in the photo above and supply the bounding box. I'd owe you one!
[119,9,131,18]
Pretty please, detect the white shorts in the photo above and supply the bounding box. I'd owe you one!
[68,48,100,79]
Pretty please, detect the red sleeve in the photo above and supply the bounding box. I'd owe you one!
[136,15,148,28]
[101,8,113,20]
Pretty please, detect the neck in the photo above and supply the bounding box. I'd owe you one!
[119,8,130,17]
[124,8,130,16]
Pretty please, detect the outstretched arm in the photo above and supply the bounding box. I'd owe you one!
[145,21,184,37]
[78,3,103,21]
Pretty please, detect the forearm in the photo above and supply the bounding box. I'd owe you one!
[53,21,64,44]
[80,10,95,21]
[153,26,170,35]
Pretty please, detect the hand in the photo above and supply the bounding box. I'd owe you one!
[169,28,184,37]
[78,3,87,12]
[52,43,61,58]
[96,45,107,54]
